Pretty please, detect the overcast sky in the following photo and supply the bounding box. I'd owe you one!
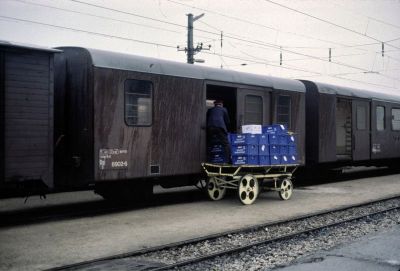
[1,0,400,95]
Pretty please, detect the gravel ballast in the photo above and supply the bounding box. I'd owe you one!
[129,198,400,270]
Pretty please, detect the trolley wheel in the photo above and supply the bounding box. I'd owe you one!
[207,176,226,201]
[238,174,259,205]
[278,178,293,200]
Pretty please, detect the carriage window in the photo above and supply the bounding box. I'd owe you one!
[124,79,153,126]
[277,95,291,128]
[392,108,400,131]
[356,105,366,130]
[376,106,385,131]
[244,95,263,124]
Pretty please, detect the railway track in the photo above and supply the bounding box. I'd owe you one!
[46,195,400,271]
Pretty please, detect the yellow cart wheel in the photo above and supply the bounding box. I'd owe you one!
[207,176,227,201]
[278,178,293,200]
[238,174,259,205]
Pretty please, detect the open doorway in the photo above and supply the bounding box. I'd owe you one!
[206,84,237,132]
[336,98,352,160]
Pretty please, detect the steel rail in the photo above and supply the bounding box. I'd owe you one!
[46,194,400,271]
[151,204,400,270]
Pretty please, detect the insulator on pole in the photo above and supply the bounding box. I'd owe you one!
[382,42,384,57]
[329,48,331,62]
[280,47,282,66]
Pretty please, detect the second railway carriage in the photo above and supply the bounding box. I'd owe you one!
[54,47,305,200]
[301,80,400,168]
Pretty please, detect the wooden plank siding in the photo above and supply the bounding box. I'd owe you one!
[2,49,54,188]
[94,67,204,181]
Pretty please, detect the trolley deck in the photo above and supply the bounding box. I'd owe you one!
[201,163,298,205]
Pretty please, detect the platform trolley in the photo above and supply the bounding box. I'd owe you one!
[201,163,298,205]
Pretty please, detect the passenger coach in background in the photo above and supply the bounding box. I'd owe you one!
[301,80,400,170]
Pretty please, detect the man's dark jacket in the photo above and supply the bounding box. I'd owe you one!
[206,106,230,133]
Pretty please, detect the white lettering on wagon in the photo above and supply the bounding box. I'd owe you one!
[99,149,128,170]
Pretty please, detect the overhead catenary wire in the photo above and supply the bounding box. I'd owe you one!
[65,0,399,76]
[262,0,400,50]
[0,15,178,49]
[2,1,399,90]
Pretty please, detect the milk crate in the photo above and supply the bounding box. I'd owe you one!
[208,153,228,163]
[262,124,287,134]
[258,155,271,165]
[288,155,297,164]
[289,145,297,155]
[270,145,280,155]
[280,145,289,155]
[278,134,289,145]
[258,134,269,145]
[230,133,258,145]
[208,144,224,153]
[288,134,296,145]
[231,144,258,155]
[268,134,279,145]
[281,155,289,164]
[259,144,270,155]
[270,155,281,165]
[232,155,258,165]
[247,155,259,165]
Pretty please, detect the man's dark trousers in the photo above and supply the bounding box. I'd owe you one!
[207,126,231,162]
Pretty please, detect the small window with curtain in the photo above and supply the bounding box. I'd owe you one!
[376,106,385,131]
[392,108,400,131]
[244,95,263,124]
[356,105,366,130]
[277,95,291,128]
[124,79,153,126]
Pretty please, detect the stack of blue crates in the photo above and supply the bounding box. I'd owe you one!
[229,124,298,166]
[230,134,259,165]
[207,143,228,163]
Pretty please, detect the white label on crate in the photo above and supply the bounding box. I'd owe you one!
[99,149,128,170]
[241,125,262,134]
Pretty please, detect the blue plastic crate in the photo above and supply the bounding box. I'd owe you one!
[288,155,297,164]
[232,155,247,165]
[262,124,287,134]
[247,155,259,165]
[270,155,281,165]
[259,144,269,155]
[278,134,289,145]
[281,155,289,164]
[269,145,280,155]
[268,134,279,145]
[280,145,289,155]
[232,155,258,165]
[208,153,228,163]
[289,145,297,155]
[258,134,269,145]
[230,133,258,145]
[288,134,296,145]
[231,144,258,155]
[208,144,224,153]
[259,155,270,165]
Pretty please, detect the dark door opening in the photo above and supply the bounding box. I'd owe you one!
[336,98,352,160]
[206,84,237,132]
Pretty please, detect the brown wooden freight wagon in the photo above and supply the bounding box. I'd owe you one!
[54,47,306,201]
[0,41,60,197]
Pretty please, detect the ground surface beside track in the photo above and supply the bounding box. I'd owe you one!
[275,225,400,271]
[0,174,399,270]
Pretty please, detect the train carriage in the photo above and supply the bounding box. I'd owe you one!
[0,41,60,197]
[54,47,305,200]
[301,80,400,168]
